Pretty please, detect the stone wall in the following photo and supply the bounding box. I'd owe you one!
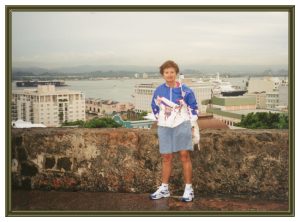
[11,128,289,200]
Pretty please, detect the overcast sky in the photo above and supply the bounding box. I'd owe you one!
[12,11,288,69]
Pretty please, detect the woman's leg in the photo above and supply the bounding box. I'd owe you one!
[161,153,173,184]
[179,150,192,183]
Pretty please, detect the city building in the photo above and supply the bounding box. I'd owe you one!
[246,92,267,109]
[266,92,279,110]
[210,95,256,111]
[278,85,288,107]
[133,83,157,113]
[247,79,288,111]
[247,77,281,93]
[206,107,242,126]
[206,95,256,126]
[12,85,86,127]
[86,98,134,115]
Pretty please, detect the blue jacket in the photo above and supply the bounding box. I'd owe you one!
[151,82,199,127]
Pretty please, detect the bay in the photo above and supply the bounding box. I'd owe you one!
[11,76,287,103]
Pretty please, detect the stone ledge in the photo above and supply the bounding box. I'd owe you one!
[11,128,289,200]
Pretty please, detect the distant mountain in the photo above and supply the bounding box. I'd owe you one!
[181,64,288,74]
[12,64,288,75]
[12,67,50,75]
[12,65,159,74]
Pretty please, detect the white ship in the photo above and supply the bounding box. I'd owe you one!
[196,73,247,96]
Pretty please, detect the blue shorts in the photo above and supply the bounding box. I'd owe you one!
[157,120,193,154]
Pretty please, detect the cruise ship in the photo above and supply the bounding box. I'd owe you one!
[15,80,67,87]
[196,73,247,97]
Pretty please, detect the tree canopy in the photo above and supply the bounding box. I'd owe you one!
[62,117,122,128]
[235,112,288,129]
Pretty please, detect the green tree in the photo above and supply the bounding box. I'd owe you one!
[62,120,85,127]
[235,112,288,129]
[277,113,289,129]
[61,118,122,128]
[83,117,122,128]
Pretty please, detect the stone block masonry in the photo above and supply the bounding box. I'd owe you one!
[11,128,289,200]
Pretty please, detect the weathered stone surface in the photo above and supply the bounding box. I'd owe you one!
[11,128,289,200]
[11,190,288,212]
[20,162,38,177]
[45,157,55,169]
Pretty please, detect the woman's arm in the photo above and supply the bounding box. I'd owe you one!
[151,89,160,119]
[183,87,199,121]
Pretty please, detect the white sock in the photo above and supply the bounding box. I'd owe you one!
[185,184,192,190]
[162,183,169,190]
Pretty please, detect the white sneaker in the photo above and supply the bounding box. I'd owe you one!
[180,188,194,202]
[149,186,170,200]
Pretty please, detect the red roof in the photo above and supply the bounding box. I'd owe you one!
[198,116,229,129]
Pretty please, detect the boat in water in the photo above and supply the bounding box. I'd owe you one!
[15,80,67,87]
[196,73,247,96]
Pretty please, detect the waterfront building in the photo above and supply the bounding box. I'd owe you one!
[133,83,158,113]
[210,95,256,111]
[206,95,256,126]
[86,98,134,115]
[15,80,67,87]
[246,92,267,109]
[247,83,287,111]
[206,108,242,126]
[278,85,288,108]
[12,85,85,127]
[266,92,280,110]
[247,77,281,93]
[206,107,282,127]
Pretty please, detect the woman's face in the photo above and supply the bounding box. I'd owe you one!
[162,67,177,84]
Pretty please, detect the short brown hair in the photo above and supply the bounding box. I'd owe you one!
[159,60,179,75]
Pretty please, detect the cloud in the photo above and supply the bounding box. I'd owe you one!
[12,11,288,68]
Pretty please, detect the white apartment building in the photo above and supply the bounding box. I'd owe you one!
[265,85,288,110]
[278,85,288,107]
[247,77,288,111]
[266,92,279,110]
[133,78,213,113]
[246,92,267,109]
[247,77,281,93]
[12,85,85,127]
[133,83,156,113]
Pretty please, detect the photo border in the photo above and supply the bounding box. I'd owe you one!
[5,5,295,216]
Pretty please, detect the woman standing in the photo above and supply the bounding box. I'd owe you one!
[150,60,199,202]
